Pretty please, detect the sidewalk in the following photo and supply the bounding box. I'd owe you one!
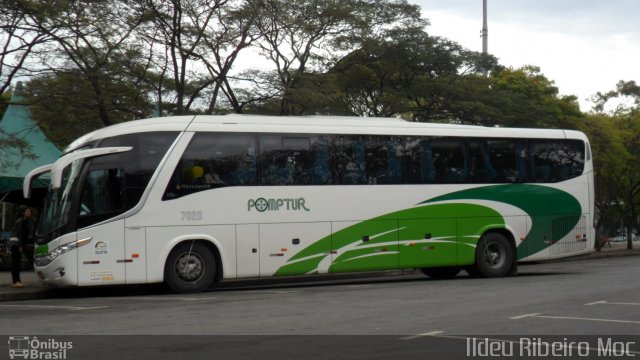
[1,244,639,302]
[0,269,48,302]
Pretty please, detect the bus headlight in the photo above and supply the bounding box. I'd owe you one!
[35,237,92,267]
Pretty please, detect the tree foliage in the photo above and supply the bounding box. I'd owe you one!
[142,0,263,115]
[0,0,51,95]
[611,112,640,248]
[592,80,640,115]
[250,0,425,115]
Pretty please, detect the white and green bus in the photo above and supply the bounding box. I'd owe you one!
[24,115,594,293]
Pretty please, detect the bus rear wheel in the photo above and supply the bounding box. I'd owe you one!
[420,267,461,279]
[164,242,216,293]
[474,232,515,277]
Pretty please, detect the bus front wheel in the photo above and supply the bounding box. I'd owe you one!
[474,232,515,278]
[164,242,216,293]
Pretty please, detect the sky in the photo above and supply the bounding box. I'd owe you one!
[414,0,640,111]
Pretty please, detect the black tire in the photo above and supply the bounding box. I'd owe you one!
[420,267,461,279]
[164,242,216,293]
[474,232,515,277]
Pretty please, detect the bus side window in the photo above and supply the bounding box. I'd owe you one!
[333,136,366,185]
[262,136,283,185]
[420,139,436,183]
[469,140,495,183]
[487,140,523,183]
[259,135,313,185]
[387,139,403,184]
[405,137,435,184]
[78,167,125,228]
[365,136,398,184]
[530,140,584,183]
[351,138,366,184]
[432,138,468,183]
[515,141,529,182]
[163,133,258,200]
[311,136,332,185]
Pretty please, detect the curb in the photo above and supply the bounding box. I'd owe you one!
[0,289,52,302]
[590,249,640,259]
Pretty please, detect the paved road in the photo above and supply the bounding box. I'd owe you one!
[0,256,638,359]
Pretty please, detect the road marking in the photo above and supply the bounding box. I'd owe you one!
[242,290,301,294]
[347,285,373,289]
[0,304,109,311]
[509,313,540,320]
[585,300,607,306]
[400,331,444,341]
[108,296,218,302]
[68,306,110,311]
[586,300,640,306]
[511,312,640,324]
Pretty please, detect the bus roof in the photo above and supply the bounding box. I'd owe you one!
[65,114,588,153]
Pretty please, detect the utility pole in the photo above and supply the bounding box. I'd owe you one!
[482,0,488,54]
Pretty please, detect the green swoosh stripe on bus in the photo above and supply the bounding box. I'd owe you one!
[275,184,582,276]
[422,184,582,258]
[275,203,504,276]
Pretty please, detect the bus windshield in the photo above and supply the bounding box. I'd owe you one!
[36,131,179,243]
[37,160,83,241]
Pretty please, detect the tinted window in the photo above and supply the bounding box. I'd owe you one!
[310,136,332,185]
[365,136,403,184]
[162,132,586,196]
[431,138,468,183]
[469,139,528,183]
[164,133,257,199]
[260,135,315,185]
[77,168,125,228]
[469,140,494,183]
[78,131,178,227]
[405,138,436,184]
[530,140,584,183]
[260,134,332,185]
[333,135,367,185]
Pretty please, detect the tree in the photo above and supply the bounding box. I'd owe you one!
[588,80,640,249]
[141,0,261,115]
[592,80,640,115]
[21,0,149,127]
[611,112,640,249]
[438,66,583,128]
[24,69,150,148]
[330,27,443,117]
[0,1,50,162]
[252,0,424,115]
[143,0,227,115]
[579,114,629,248]
[0,0,51,95]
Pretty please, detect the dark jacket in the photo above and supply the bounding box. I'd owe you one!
[14,217,35,246]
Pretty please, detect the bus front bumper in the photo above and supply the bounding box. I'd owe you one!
[34,256,78,287]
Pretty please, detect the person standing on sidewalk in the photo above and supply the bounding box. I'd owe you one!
[10,206,35,288]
